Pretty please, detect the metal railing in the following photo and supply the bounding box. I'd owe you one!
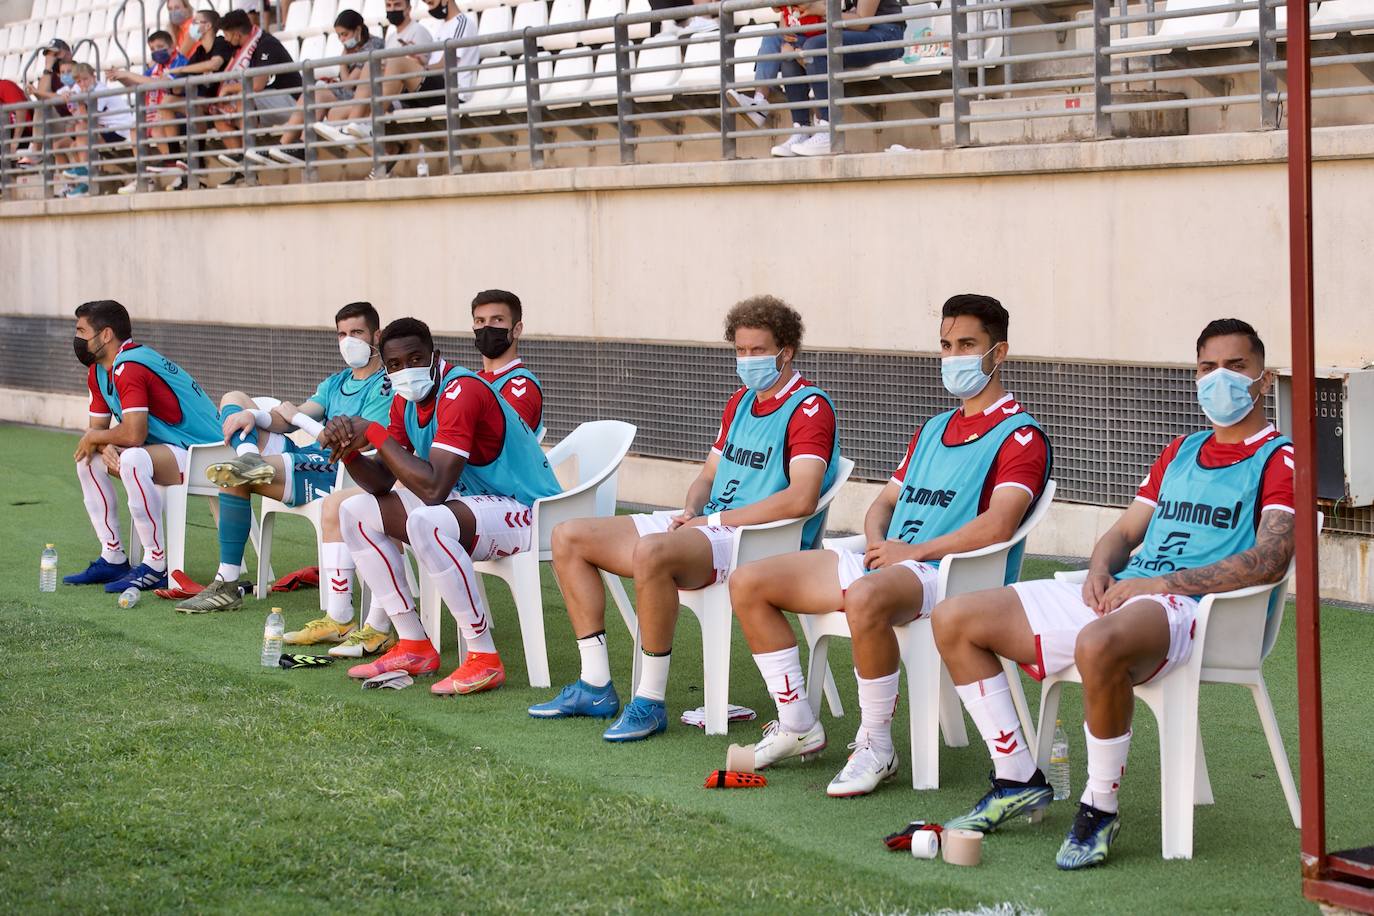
[4,0,1374,198]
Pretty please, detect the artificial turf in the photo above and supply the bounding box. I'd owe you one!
[1,423,1369,914]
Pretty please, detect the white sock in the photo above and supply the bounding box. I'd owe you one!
[216,563,239,581]
[365,596,391,633]
[752,90,766,104]
[406,504,497,655]
[856,670,899,759]
[636,651,671,703]
[1082,725,1130,813]
[390,608,428,642]
[118,447,166,572]
[577,632,611,688]
[753,646,815,733]
[340,492,412,615]
[956,673,1036,783]
[321,541,355,624]
[279,460,295,501]
[291,412,325,439]
[236,441,261,456]
[76,457,127,564]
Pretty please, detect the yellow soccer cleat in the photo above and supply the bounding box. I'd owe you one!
[284,616,355,646]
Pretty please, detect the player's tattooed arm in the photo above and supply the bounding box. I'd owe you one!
[1161,509,1296,596]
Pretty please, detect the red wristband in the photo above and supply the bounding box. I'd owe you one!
[364,422,390,450]
[342,450,361,465]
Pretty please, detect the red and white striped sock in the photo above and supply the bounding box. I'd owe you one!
[407,504,496,655]
[339,492,411,616]
[76,456,126,564]
[119,447,166,572]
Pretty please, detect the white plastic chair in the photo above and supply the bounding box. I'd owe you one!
[279,0,313,37]
[463,55,515,112]
[543,48,596,107]
[629,34,681,102]
[798,480,1056,790]
[540,0,586,51]
[1033,513,1320,860]
[307,0,338,33]
[578,0,623,46]
[675,33,720,94]
[1113,0,1241,55]
[416,421,638,688]
[478,4,514,57]
[604,456,856,736]
[1313,0,1374,37]
[255,459,357,612]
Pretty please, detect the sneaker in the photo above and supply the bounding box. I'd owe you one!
[1056,803,1121,870]
[62,166,88,178]
[284,616,354,645]
[771,125,807,157]
[268,144,305,165]
[826,742,899,797]
[242,147,273,166]
[431,651,505,696]
[754,718,827,770]
[528,679,621,719]
[680,14,719,34]
[726,88,768,128]
[63,557,131,586]
[328,624,397,658]
[603,696,669,742]
[104,563,169,593]
[175,577,246,614]
[343,122,373,141]
[792,127,832,157]
[206,452,275,488]
[169,176,189,191]
[366,163,391,181]
[216,152,243,169]
[944,769,1055,833]
[311,121,355,146]
[222,171,246,186]
[347,639,440,679]
[117,179,139,195]
[63,182,90,198]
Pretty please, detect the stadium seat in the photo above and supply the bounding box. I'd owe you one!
[86,7,109,39]
[628,34,680,102]
[1113,0,1240,55]
[421,420,639,690]
[307,0,338,34]
[298,33,326,64]
[674,33,720,94]
[625,0,651,40]
[1312,0,1374,37]
[362,0,386,25]
[463,54,515,112]
[799,480,1055,790]
[467,0,507,12]
[577,0,622,47]
[1032,513,1322,860]
[603,456,855,737]
[509,0,548,47]
[279,0,313,37]
[542,47,595,106]
[338,0,363,13]
[541,0,586,51]
[478,4,514,57]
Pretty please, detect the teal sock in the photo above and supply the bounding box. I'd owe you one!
[220,404,255,450]
[217,493,252,568]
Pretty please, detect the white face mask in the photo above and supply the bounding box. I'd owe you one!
[339,335,373,369]
[389,357,436,402]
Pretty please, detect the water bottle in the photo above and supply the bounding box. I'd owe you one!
[1049,719,1072,801]
[261,608,285,668]
[118,588,141,609]
[39,544,58,593]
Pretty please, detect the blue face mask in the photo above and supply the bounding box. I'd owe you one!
[152,48,172,65]
[190,22,204,39]
[1196,367,1261,427]
[60,72,75,87]
[736,353,782,391]
[941,346,999,399]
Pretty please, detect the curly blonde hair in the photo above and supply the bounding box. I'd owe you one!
[723,295,804,354]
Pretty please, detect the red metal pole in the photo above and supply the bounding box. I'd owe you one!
[1285,0,1326,883]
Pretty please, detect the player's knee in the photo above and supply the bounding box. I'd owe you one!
[219,390,251,409]
[551,519,587,561]
[844,577,891,633]
[931,594,974,650]
[1074,622,1124,676]
[632,533,676,578]
[338,492,375,539]
[118,446,151,481]
[404,505,446,566]
[728,561,766,611]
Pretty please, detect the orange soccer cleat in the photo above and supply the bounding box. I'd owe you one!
[431,652,506,696]
[347,639,441,680]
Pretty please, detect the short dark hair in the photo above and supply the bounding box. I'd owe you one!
[147,29,173,44]
[941,294,1009,344]
[196,8,221,29]
[378,317,433,355]
[220,9,251,32]
[335,301,380,333]
[471,289,522,324]
[724,295,804,354]
[333,8,370,40]
[1196,318,1265,360]
[75,300,133,342]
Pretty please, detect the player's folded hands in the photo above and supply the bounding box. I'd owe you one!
[1097,575,1166,615]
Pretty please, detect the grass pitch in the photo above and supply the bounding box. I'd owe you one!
[1,424,1369,913]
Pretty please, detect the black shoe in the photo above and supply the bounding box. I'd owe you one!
[222,171,246,186]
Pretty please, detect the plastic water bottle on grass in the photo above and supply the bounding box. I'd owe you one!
[118,588,141,609]
[39,544,58,592]
[1049,719,1071,801]
[261,608,285,668]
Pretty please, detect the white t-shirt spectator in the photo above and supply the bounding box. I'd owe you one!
[428,12,478,98]
[92,79,135,133]
[384,19,432,57]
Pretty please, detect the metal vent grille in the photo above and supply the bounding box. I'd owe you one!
[5,314,1366,536]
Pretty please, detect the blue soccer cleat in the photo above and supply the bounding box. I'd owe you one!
[64,557,132,586]
[944,769,1054,833]
[602,696,668,742]
[1056,803,1121,870]
[104,563,169,593]
[528,680,621,719]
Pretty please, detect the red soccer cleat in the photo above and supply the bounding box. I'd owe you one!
[155,569,205,600]
[348,639,441,680]
[431,652,506,696]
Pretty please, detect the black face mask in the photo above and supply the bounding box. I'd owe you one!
[473,326,512,359]
[386,9,405,24]
[73,333,101,367]
[428,3,447,17]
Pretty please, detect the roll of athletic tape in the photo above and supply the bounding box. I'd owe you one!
[942,828,983,867]
[910,829,939,859]
[725,743,756,774]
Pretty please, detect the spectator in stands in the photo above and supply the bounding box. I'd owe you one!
[265,10,383,164]
[167,0,196,51]
[29,58,77,176]
[649,0,718,36]
[772,0,903,157]
[60,62,135,198]
[171,8,233,88]
[1,78,34,164]
[728,2,823,128]
[212,8,302,181]
[107,31,188,191]
[27,39,73,112]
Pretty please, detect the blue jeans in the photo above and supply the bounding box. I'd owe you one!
[755,33,784,85]
[785,22,905,125]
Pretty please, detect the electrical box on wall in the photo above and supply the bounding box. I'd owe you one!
[1277,368,1374,506]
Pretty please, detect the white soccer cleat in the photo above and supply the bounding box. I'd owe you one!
[753,719,827,770]
[826,742,898,798]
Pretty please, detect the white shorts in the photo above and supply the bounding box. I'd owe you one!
[393,488,533,561]
[1010,578,1200,684]
[831,548,940,618]
[631,510,737,587]
[135,443,189,482]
